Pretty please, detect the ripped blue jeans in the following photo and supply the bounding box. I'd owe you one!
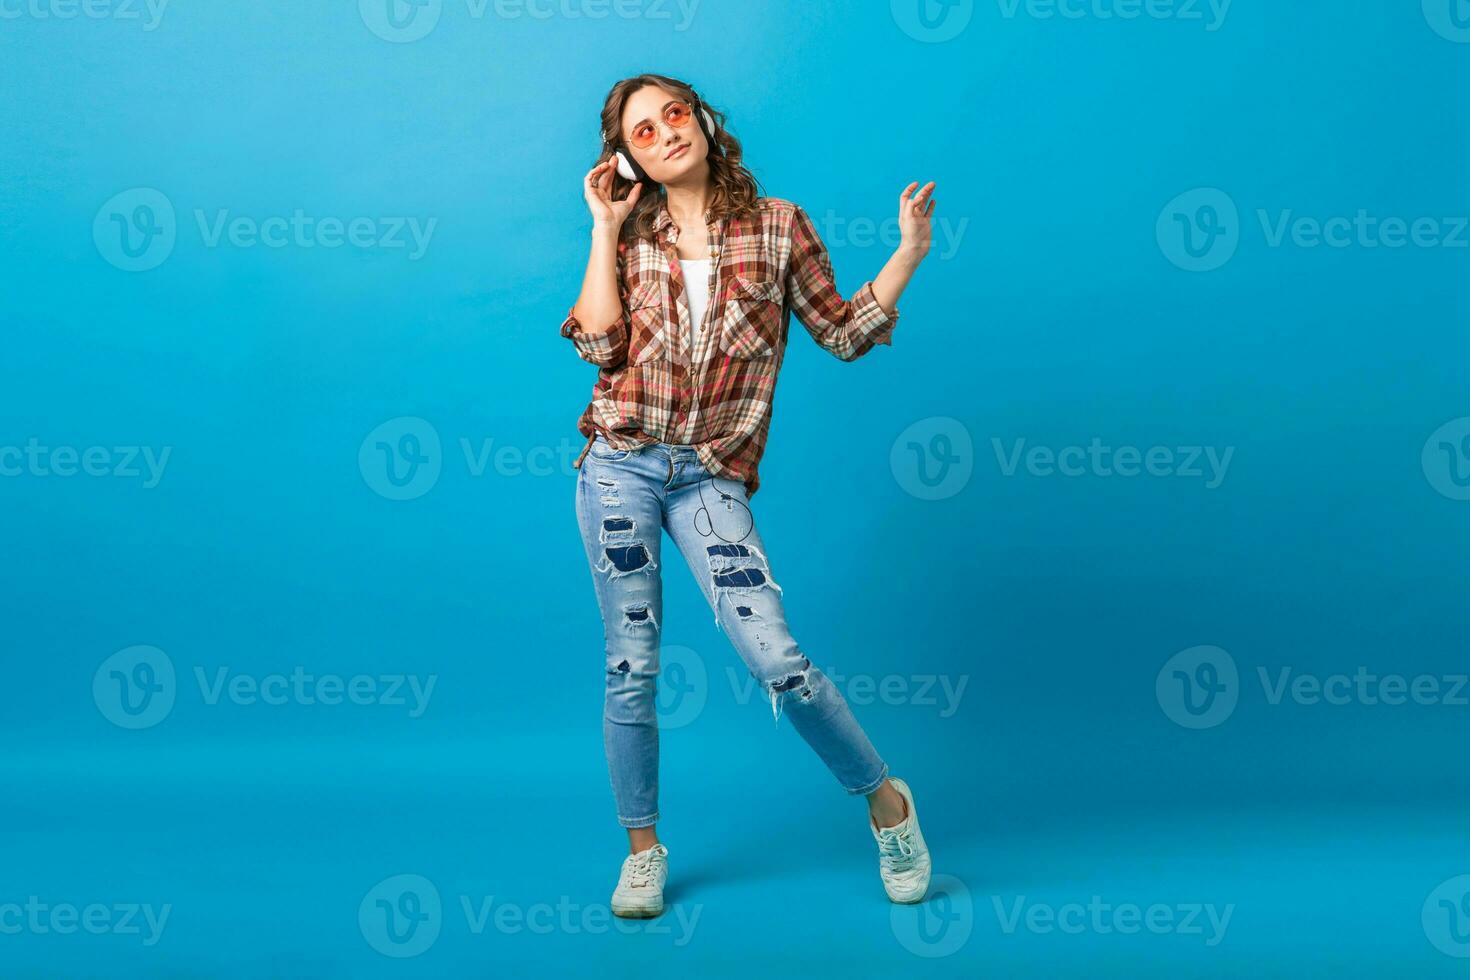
[574,434,889,828]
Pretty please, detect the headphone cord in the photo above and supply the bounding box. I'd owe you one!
[693,475,753,544]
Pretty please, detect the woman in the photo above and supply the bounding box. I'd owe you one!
[561,73,937,918]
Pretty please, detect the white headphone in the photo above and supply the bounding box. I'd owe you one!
[610,98,717,183]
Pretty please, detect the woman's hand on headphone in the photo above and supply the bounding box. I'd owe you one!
[585,159,643,232]
[898,181,937,260]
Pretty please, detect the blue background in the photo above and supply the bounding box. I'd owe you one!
[3,0,1469,976]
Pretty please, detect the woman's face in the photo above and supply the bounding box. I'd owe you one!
[619,84,710,185]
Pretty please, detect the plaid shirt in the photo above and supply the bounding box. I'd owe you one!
[560,197,899,496]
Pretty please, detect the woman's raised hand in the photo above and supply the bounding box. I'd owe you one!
[898,181,937,259]
[584,160,644,232]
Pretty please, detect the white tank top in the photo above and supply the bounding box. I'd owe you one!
[679,258,712,345]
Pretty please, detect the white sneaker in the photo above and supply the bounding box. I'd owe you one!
[611,843,668,918]
[871,777,931,903]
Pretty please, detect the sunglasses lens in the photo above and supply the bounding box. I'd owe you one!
[629,124,658,149]
[625,102,695,152]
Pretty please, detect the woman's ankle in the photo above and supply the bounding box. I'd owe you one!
[866,779,908,829]
[627,826,660,854]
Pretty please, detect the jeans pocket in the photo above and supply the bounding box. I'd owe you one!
[587,434,633,463]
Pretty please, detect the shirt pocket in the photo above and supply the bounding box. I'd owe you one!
[717,275,783,359]
[627,279,668,364]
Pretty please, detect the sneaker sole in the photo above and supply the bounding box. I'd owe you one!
[611,903,664,919]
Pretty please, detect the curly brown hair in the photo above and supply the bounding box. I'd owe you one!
[597,73,762,242]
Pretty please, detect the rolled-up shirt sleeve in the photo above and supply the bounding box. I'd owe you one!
[561,245,632,368]
[560,306,629,368]
[785,204,899,362]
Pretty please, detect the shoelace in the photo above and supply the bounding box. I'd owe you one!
[877,826,918,871]
[624,849,662,888]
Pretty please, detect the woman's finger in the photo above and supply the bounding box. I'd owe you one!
[899,181,918,207]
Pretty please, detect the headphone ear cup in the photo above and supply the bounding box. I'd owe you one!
[700,107,716,141]
[614,150,641,183]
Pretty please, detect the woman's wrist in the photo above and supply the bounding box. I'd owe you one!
[894,241,927,268]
